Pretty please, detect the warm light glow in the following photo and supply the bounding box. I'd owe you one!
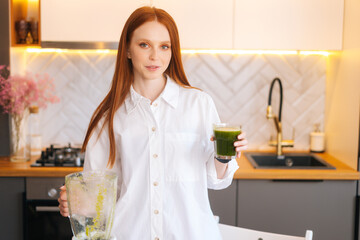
[25,48,114,54]
[299,51,330,56]
[24,48,332,56]
[27,0,39,20]
[26,48,68,53]
[181,49,331,56]
[95,49,111,54]
[181,49,298,55]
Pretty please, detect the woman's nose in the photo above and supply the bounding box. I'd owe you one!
[149,48,158,60]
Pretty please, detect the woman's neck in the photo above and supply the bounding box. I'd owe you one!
[132,75,167,103]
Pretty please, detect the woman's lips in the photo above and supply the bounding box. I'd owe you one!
[145,65,160,71]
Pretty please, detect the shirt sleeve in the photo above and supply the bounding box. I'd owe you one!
[83,119,121,173]
[83,120,122,199]
[202,94,239,190]
[83,122,111,171]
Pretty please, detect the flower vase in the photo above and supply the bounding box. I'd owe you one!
[10,110,30,162]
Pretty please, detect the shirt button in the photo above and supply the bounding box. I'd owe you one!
[153,181,159,186]
[152,127,156,132]
[153,103,158,107]
[153,154,158,158]
[154,210,159,214]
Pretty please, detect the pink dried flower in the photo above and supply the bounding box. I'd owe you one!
[0,65,60,115]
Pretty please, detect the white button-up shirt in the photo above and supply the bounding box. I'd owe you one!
[84,76,239,240]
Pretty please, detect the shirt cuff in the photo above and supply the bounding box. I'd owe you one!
[207,157,239,190]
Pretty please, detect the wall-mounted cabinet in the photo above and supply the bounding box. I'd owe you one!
[233,0,344,50]
[41,0,147,44]
[153,0,233,49]
[10,0,41,47]
[36,0,344,50]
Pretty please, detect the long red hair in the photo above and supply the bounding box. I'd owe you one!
[81,6,191,168]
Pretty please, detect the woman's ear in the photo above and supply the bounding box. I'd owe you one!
[127,51,131,59]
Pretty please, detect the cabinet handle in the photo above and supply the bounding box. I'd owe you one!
[35,206,60,212]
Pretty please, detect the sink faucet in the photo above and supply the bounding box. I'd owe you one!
[266,78,294,156]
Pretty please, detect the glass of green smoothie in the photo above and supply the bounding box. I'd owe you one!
[213,123,242,163]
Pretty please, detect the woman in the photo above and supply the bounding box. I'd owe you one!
[59,6,248,240]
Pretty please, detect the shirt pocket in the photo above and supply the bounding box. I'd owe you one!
[164,132,204,182]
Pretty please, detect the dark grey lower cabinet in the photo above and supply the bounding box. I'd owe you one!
[237,180,356,240]
[208,180,237,225]
[0,177,25,240]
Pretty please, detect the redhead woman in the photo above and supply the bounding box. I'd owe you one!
[58,6,248,240]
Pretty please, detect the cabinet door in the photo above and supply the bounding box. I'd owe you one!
[208,181,237,226]
[237,180,356,240]
[0,0,10,155]
[41,0,149,42]
[0,177,25,240]
[234,0,344,50]
[153,0,233,49]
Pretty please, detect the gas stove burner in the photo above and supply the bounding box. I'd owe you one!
[31,143,85,167]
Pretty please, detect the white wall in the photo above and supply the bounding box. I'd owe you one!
[326,0,360,169]
[11,50,326,150]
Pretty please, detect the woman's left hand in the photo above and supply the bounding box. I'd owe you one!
[234,132,248,158]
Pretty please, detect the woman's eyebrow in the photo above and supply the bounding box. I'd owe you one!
[136,39,170,44]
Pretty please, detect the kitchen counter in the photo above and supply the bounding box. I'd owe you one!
[0,156,81,177]
[0,151,359,179]
[235,151,360,180]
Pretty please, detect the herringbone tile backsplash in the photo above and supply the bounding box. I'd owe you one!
[17,51,326,150]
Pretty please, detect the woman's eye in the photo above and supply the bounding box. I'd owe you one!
[139,43,149,48]
[161,45,170,50]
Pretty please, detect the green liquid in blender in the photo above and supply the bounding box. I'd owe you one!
[214,127,242,157]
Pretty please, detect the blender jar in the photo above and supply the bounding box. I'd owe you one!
[65,171,118,240]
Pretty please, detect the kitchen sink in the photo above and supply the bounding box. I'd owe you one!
[244,152,335,169]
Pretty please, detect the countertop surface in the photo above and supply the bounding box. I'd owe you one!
[0,151,359,180]
[234,151,359,180]
[0,156,82,177]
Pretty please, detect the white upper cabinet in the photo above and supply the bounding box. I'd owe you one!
[41,0,148,42]
[40,0,344,50]
[130,0,233,49]
[234,0,344,50]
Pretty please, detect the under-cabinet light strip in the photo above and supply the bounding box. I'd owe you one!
[24,48,331,56]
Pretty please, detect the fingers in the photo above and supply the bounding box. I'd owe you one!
[59,201,69,217]
[58,185,67,201]
[58,185,69,217]
[210,136,215,141]
[234,139,248,150]
[234,132,248,154]
[237,132,246,140]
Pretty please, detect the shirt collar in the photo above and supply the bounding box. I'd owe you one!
[161,75,179,109]
[124,75,179,114]
[124,85,143,114]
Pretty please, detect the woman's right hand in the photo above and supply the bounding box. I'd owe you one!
[58,185,69,217]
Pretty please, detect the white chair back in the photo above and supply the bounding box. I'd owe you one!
[219,224,313,240]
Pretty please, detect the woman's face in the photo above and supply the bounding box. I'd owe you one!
[128,21,172,82]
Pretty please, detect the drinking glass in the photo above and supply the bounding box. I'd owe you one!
[213,123,242,163]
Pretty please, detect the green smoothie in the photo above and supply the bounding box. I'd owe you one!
[214,126,242,157]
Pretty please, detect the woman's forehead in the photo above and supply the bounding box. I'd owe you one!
[131,21,170,42]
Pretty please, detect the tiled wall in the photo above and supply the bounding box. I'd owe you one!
[13,50,326,150]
